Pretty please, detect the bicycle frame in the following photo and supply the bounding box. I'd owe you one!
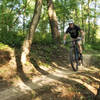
[68,38,82,71]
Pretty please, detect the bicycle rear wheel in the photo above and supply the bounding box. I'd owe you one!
[70,48,79,71]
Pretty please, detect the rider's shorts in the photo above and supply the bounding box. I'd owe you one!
[72,37,82,45]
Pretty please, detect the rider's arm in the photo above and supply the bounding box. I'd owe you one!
[63,28,69,44]
[80,30,85,38]
[76,25,85,39]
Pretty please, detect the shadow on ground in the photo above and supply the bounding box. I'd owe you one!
[0,44,99,100]
[30,57,96,100]
[12,47,96,100]
[0,76,12,92]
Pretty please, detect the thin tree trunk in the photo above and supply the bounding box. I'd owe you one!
[75,9,78,24]
[92,0,97,42]
[23,1,27,34]
[62,20,65,34]
[1,5,4,31]
[81,0,84,30]
[21,0,42,64]
[87,0,90,42]
[23,13,25,34]
[47,0,60,41]
[94,0,97,27]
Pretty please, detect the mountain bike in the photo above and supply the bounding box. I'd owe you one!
[66,37,83,71]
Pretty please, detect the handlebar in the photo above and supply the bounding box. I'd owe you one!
[64,37,82,44]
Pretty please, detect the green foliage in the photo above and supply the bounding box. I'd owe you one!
[0,0,99,49]
[0,42,9,49]
[0,31,25,47]
[84,39,100,54]
[33,32,53,45]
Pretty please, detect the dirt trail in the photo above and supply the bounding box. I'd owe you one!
[0,64,99,100]
[0,46,100,100]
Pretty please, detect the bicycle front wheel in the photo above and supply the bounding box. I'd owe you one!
[70,48,79,71]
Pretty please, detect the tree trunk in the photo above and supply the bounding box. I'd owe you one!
[81,0,84,30]
[75,9,77,23]
[92,0,97,42]
[21,0,42,64]
[62,20,65,34]
[47,0,60,41]
[87,0,90,42]
[23,1,27,35]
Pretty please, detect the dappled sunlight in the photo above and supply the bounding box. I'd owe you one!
[70,73,100,83]
[0,81,35,100]
[50,9,57,21]
[0,55,100,100]
[0,43,99,100]
[69,77,97,95]
[51,62,70,70]
[48,6,53,18]
[30,58,99,97]
[0,39,100,100]
[21,39,30,64]
[13,80,34,94]
[52,62,58,67]
[86,66,100,72]
[0,0,100,99]
[66,71,100,96]
[90,76,100,82]
[48,4,57,21]
[29,44,100,99]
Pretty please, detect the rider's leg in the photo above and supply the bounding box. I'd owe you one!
[77,41,83,60]
[78,42,82,54]
[77,40,83,65]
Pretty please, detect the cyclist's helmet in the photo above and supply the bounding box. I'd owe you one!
[68,19,74,24]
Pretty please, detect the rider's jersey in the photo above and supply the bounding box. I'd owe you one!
[66,24,81,38]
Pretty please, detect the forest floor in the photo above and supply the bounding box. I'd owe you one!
[0,44,100,100]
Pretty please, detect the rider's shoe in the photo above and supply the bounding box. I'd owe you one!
[79,53,82,60]
[80,53,82,59]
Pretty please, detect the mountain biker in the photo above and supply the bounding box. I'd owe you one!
[63,19,85,58]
